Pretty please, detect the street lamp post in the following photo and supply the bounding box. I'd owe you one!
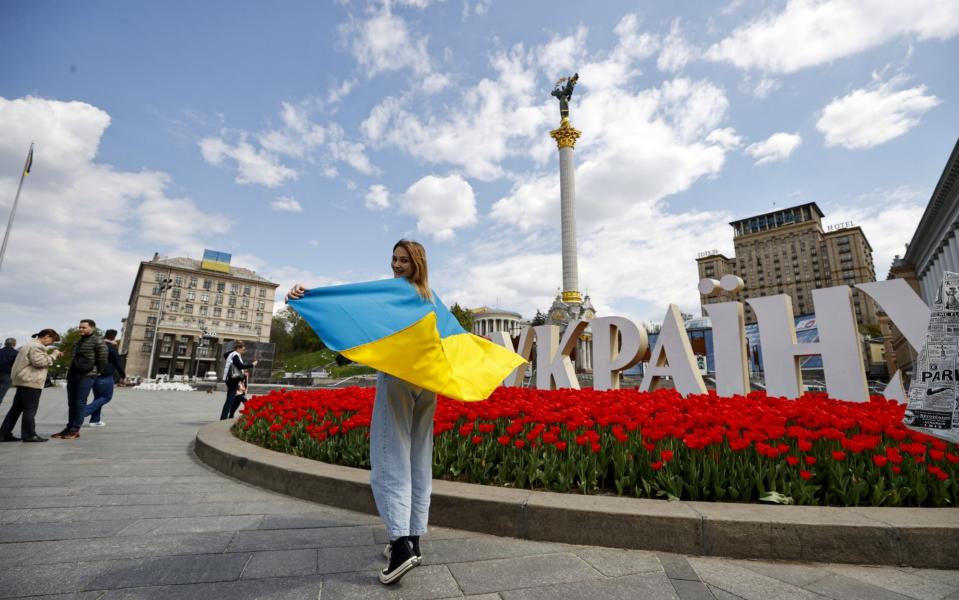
[147,276,173,379]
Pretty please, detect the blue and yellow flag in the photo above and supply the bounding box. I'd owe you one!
[289,278,526,402]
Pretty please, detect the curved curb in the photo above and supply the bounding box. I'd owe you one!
[195,420,959,569]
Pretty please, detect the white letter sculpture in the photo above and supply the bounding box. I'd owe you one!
[640,305,707,395]
[701,275,750,396]
[591,316,648,391]
[488,329,534,387]
[748,287,867,401]
[533,321,590,390]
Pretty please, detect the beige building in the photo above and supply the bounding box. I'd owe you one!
[697,202,878,330]
[120,253,279,378]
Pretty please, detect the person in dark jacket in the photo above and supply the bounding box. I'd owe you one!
[220,341,256,420]
[52,319,107,440]
[84,329,125,427]
[0,338,18,407]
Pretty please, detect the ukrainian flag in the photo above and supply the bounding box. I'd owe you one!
[289,278,526,402]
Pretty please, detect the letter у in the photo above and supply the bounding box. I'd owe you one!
[488,329,534,388]
[639,305,707,396]
[748,286,868,402]
[531,321,590,390]
[591,316,648,391]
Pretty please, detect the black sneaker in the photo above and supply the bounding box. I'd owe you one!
[384,536,423,566]
[379,537,416,585]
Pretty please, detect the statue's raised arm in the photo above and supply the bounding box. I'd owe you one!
[550,72,579,120]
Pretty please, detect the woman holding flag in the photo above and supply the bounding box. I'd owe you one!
[287,240,523,585]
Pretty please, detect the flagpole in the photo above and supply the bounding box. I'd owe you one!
[0,143,34,274]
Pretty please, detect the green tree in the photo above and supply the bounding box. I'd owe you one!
[449,303,474,332]
[531,310,547,326]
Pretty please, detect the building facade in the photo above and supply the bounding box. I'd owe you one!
[880,138,959,382]
[470,307,528,338]
[120,253,279,379]
[696,202,879,330]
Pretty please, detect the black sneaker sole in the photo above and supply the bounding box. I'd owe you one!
[379,556,416,585]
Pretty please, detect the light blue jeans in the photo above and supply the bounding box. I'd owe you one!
[369,372,437,540]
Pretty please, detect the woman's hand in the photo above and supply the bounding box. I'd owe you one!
[285,283,307,303]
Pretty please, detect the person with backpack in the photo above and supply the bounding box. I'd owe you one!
[0,337,18,407]
[52,319,107,440]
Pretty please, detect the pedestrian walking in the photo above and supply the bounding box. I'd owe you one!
[219,341,256,420]
[52,319,107,440]
[84,329,125,427]
[0,329,61,442]
[0,337,18,407]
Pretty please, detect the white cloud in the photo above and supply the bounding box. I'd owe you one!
[537,26,588,77]
[745,132,802,165]
[816,76,940,149]
[706,0,959,73]
[199,136,298,187]
[400,175,477,240]
[200,100,374,184]
[340,6,433,77]
[326,79,357,105]
[751,76,781,98]
[365,184,391,210]
[271,196,304,212]
[0,96,228,340]
[657,20,697,72]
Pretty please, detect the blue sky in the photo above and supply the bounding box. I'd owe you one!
[1,0,958,341]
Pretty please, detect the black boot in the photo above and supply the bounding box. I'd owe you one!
[379,536,416,585]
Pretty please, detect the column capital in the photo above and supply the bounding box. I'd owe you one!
[550,118,581,149]
[561,290,582,303]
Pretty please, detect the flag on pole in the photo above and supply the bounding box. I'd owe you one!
[289,278,526,401]
[23,146,32,176]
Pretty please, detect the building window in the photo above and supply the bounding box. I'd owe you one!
[240,311,248,321]
[230,283,240,295]
[187,291,196,301]
[257,301,265,311]
[242,298,250,308]
[147,316,157,325]
[213,307,222,317]
[199,306,209,316]
[243,285,251,296]
[217,281,226,292]
[141,343,152,353]
[189,276,197,288]
[258,312,266,322]
[154,272,165,282]
[145,327,155,339]
[152,286,162,295]
[174,275,183,286]
[150,300,161,310]
[201,294,209,303]
[203,279,212,290]
[228,296,237,307]
[227,309,236,319]
[215,294,223,305]
[259,288,266,298]
[169,301,179,311]
[171,289,181,300]
[184,304,194,314]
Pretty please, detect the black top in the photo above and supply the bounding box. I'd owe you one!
[0,346,17,376]
[100,343,126,380]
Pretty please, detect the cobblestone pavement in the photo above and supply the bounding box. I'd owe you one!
[0,389,957,599]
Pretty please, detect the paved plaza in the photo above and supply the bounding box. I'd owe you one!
[0,389,957,599]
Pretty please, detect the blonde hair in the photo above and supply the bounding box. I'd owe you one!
[394,239,432,302]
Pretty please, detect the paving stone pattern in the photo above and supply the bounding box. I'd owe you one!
[0,389,956,599]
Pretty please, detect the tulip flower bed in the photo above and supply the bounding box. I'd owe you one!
[233,387,958,507]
